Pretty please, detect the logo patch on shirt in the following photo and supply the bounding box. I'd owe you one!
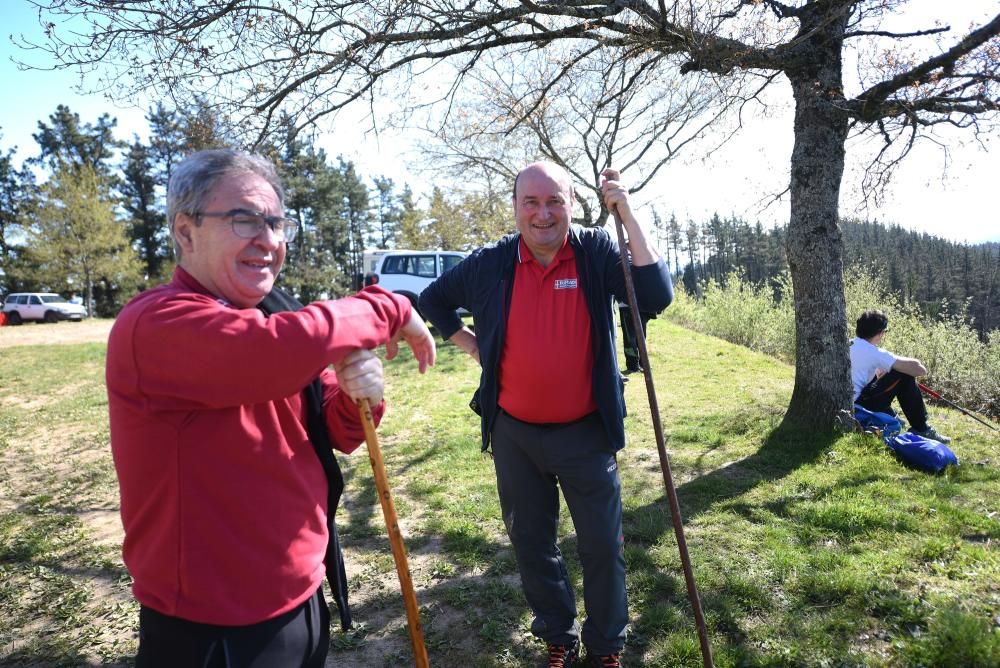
[554,278,578,290]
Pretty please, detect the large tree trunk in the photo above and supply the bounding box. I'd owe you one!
[782,6,854,428]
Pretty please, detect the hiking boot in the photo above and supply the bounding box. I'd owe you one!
[584,651,621,667]
[911,426,952,444]
[546,640,579,668]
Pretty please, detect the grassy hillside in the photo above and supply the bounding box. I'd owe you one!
[1,321,997,667]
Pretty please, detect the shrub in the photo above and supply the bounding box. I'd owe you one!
[665,265,1000,419]
[668,271,795,362]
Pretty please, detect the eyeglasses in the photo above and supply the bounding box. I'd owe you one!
[194,209,298,243]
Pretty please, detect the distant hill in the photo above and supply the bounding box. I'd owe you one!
[841,219,999,334]
[664,215,1000,336]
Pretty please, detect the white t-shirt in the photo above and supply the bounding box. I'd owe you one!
[849,337,897,401]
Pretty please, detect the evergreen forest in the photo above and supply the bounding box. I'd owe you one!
[655,214,1000,339]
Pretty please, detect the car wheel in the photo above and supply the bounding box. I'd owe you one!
[7,311,22,326]
[44,310,59,323]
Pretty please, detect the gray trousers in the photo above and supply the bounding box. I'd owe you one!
[491,410,628,654]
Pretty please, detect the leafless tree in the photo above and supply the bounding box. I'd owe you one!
[19,0,998,428]
[417,47,742,226]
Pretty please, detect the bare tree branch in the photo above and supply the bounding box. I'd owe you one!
[845,26,950,39]
[851,12,1000,121]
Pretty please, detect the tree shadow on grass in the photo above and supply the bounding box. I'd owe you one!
[622,420,842,658]
[628,420,839,535]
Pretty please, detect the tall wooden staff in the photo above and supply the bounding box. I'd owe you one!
[610,198,715,668]
[358,399,430,667]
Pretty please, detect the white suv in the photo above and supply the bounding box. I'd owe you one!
[363,250,467,315]
[2,293,88,325]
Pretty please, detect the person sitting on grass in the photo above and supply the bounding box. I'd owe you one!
[850,309,951,443]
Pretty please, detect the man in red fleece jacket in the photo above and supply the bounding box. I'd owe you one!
[106,149,435,667]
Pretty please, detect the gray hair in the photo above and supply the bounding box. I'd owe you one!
[168,149,285,259]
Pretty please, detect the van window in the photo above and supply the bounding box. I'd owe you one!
[17,295,29,305]
[29,295,42,305]
[441,254,464,274]
[4,295,16,304]
[382,255,436,278]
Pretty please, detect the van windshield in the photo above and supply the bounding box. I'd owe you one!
[40,295,65,303]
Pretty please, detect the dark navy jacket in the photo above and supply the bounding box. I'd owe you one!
[419,225,673,452]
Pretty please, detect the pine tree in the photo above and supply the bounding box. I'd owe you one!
[338,159,370,290]
[0,135,35,294]
[667,213,682,279]
[371,176,401,250]
[121,140,169,284]
[32,105,121,177]
[23,164,142,315]
[274,133,349,300]
[426,187,466,251]
[396,185,428,250]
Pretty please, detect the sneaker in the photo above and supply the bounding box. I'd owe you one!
[911,426,952,444]
[546,641,579,668]
[584,652,621,667]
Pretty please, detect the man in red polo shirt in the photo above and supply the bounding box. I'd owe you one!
[419,161,672,668]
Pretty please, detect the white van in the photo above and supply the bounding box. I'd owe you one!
[363,250,467,315]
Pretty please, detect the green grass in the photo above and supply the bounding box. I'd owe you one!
[1,323,998,666]
[0,343,134,666]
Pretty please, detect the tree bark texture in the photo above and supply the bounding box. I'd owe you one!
[783,6,854,427]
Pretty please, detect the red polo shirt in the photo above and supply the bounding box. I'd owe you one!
[498,236,596,423]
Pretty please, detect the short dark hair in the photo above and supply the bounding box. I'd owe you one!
[856,309,889,339]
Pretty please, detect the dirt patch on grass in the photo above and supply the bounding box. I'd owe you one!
[0,319,114,348]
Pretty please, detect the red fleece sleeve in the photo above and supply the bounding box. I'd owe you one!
[112,285,412,410]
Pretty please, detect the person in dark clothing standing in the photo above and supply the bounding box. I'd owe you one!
[419,161,672,668]
[617,302,654,374]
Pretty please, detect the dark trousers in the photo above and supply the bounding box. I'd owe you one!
[857,370,928,432]
[135,587,330,668]
[491,410,628,655]
[618,306,652,372]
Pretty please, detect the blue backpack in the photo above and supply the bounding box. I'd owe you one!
[853,405,903,438]
[854,405,958,473]
[886,432,959,474]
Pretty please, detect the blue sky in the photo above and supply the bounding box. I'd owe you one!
[2,0,997,244]
[3,3,148,151]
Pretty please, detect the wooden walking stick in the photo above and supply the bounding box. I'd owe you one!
[357,398,430,668]
[610,201,715,668]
